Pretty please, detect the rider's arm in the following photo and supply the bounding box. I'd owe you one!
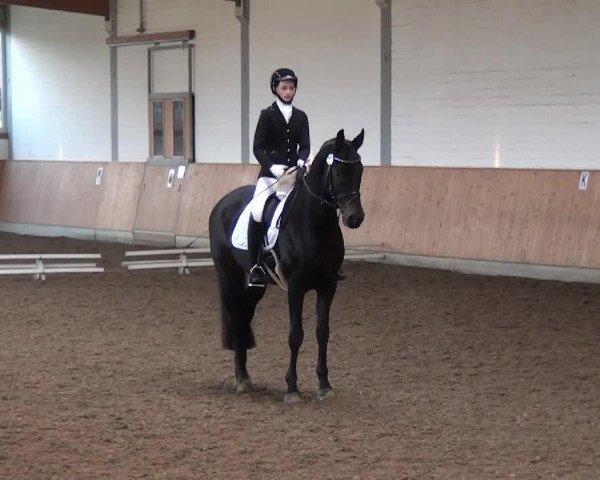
[253,110,273,171]
[297,111,310,161]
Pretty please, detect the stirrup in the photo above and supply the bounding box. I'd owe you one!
[248,264,267,288]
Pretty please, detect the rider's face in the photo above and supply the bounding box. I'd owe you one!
[275,80,296,102]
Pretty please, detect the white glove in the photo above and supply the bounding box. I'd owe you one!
[296,159,306,169]
[270,164,287,178]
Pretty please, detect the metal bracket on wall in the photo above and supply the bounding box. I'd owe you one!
[223,0,248,21]
[235,0,249,21]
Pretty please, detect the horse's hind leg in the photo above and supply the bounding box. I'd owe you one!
[222,297,250,391]
[315,282,337,400]
[215,258,262,393]
[231,295,261,394]
[233,340,251,394]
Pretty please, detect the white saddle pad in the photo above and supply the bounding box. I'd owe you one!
[231,192,291,251]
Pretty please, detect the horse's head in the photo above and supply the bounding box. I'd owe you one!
[308,129,365,229]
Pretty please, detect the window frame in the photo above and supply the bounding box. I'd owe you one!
[148,92,194,163]
[147,43,194,164]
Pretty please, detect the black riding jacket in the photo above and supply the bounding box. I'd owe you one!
[253,102,310,178]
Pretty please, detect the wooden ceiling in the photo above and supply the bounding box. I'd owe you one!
[0,0,109,18]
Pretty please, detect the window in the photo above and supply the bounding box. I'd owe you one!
[148,93,193,161]
[147,44,194,162]
[152,100,164,156]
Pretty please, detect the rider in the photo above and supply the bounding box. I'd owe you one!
[247,68,310,287]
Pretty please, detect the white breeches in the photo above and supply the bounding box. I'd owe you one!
[250,169,297,222]
[251,177,277,222]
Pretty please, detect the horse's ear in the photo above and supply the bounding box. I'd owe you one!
[335,129,345,150]
[351,129,365,151]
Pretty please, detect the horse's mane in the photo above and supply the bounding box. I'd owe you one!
[308,138,336,176]
[286,138,336,216]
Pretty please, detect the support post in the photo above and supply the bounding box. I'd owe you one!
[375,0,391,166]
[235,0,250,164]
[108,0,119,161]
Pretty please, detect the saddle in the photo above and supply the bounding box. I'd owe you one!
[231,187,293,252]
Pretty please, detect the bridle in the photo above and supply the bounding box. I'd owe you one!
[301,152,362,214]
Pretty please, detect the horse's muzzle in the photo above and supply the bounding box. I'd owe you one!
[342,204,365,229]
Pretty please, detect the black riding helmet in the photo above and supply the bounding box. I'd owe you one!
[270,68,298,94]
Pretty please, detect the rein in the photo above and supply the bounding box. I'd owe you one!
[301,153,361,214]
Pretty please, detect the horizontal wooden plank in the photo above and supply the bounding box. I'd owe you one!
[0,262,98,269]
[0,161,144,231]
[0,0,108,17]
[106,30,195,46]
[0,253,101,259]
[124,260,214,270]
[344,252,386,260]
[0,267,104,275]
[124,248,210,257]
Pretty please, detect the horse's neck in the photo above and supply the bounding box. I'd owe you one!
[295,170,337,228]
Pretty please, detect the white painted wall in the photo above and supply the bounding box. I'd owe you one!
[10,7,110,161]
[392,0,600,169]
[8,0,600,170]
[152,48,189,93]
[250,0,381,165]
[8,1,380,165]
[116,0,241,163]
[117,45,148,162]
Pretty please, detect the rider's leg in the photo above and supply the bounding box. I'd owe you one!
[247,178,276,287]
[247,217,267,287]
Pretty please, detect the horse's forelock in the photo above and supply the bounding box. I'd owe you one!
[310,136,361,176]
[309,139,335,175]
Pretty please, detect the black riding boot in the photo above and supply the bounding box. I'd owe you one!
[247,219,267,288]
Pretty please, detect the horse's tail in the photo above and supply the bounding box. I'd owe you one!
[209,191,258,351]
[215,261,257,351]
[221,305,257,351]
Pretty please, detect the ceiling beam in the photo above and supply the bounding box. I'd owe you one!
[0,0,109,18]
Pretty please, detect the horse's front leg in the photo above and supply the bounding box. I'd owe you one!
[316,282,337,400]
[284,284,306,403]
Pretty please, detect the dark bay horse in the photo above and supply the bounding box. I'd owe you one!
[209,129,365,402]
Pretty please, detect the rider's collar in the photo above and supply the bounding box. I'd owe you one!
[275,98,293,122]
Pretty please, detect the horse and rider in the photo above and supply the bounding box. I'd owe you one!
[209,67,366,401]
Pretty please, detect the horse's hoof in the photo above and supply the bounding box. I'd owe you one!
[283,392,302,403]
[235,379,252,394]
[317,388,335,401]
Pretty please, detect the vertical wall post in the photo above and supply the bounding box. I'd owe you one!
[108,0,119,161]
[376,0,391,165]
[235,0,250,164]
[2,6,12,160]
